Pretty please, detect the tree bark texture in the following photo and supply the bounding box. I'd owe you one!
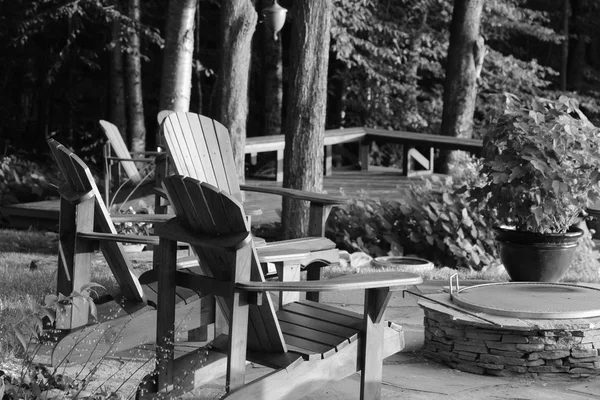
[109,16,127,141]
[193,3,203,114]
[282,1,332,239]
[561,0,570,91]
[159,0,197,115]
[125,0,146,156]
[217,0,257,180]
[567,0,589,91]
[438,0,484,174]
[260,0,283,136]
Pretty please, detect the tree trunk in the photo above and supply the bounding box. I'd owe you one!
[193,3,203,114]
[282,1,332,239]
[567,0,589,91]
[561,0,570,91]
[438,0,484,174]
[260,0,283,136]
[217,0,257,181]
[125,0,146,156]
[109,16,127,140]
[159,0,197,115]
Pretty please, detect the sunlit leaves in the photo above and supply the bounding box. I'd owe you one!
[327,156,499,270]
[473,93,600,233]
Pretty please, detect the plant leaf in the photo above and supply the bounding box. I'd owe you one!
[13,325,30,350]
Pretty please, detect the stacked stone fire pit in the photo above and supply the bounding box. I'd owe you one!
[416,281,600,379]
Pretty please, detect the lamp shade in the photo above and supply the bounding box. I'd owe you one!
[262,0,287,40]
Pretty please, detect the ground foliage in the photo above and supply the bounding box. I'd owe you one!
[327,156,499,271]
[0,155,61,207]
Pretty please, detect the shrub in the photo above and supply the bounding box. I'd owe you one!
[327,157,499,271]
[0,155,61,206]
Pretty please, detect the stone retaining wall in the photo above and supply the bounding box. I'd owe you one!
[422,307,600,379]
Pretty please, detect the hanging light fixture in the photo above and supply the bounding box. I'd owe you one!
[262,0,287,41]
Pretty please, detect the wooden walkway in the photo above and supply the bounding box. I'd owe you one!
[0,168,433,231]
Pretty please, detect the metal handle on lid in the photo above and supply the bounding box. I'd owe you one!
[449,273,460,295]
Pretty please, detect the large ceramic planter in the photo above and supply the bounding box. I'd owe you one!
[493,226,583,282]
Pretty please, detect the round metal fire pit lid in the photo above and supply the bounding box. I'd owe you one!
[451,282,600,319]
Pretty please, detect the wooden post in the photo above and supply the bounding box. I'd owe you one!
[305,261,327,303]
[103,143,111,205]
[153,153,168,275]
[360,287,392,399]
[276,149,284,182]
[275,262,301,307]
[227,245,252,393]
[402,145,410,176]
[324,145,333,176]
[156,237,178,393]
[307,203,332,238]
[359,140,370,171]
[56,192,95,330]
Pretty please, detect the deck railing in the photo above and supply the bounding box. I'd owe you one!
[246,127,483,181]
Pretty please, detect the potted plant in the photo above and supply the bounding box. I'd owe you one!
[470,93,600,282]
[113,206,153,252]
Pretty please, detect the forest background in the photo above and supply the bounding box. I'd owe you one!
[2,0,599,159]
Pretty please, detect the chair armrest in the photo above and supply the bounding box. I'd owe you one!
[236,271,422,292]
[153,187,263,216]
[240,184,347,206]
[129,151,163,157]
[78,232,160,246]
[155,218,252,251]
[152,186,168,199]
[110,213,172,223]
[105,157,155,163]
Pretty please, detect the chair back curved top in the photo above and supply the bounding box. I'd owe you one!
[160,112,243,202]
[48,138,145,302]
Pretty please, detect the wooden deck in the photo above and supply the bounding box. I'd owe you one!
[0,168,433,231]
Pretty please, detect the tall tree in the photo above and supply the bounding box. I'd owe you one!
[282,1,332,239]
[260,0,283,137]
[438,0,485,173]
[561,0,570,91]
[125,0,146,155]
[159,0,197,115]
[217,0,257,179]
[109,14,127,141]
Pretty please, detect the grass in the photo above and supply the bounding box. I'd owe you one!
[2,225,598,359]
[0,224,598,397]
[0,229,127,358]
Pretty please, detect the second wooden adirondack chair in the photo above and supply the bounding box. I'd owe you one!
[100,120,162,207]
[139,175,422,399]
[159,112,346,302]
[46,139,211,366]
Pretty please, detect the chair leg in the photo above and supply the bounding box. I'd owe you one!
[360,288,392,400]
[56,195,94,329]
[156,237,178,393]
[305,260,327,303]
[276,262,300,307]
[227,290,250,393]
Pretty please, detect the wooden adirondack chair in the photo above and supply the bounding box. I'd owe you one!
[159,112,346,302]
[100,120,162,206]
[141,175,422,399]
[45,139,213,366]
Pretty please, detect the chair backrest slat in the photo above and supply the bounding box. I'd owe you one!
[185,114,216,183]
[161,113,243,202]
[99,120,142,184]
[48,139,145,302]
[209,116,240,193]
[163,175,285,353]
